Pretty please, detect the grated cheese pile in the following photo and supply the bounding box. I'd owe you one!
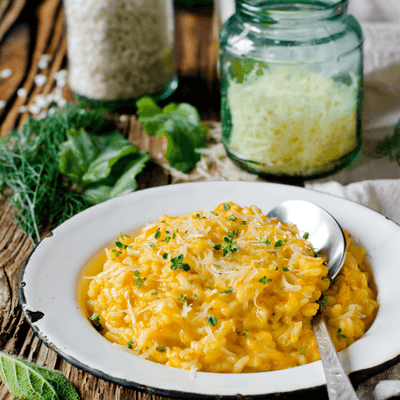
[85,202,378,373]
[227,65,359,176]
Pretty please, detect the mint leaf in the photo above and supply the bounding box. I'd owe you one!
[0,352,80,400]
[136,97,207,172]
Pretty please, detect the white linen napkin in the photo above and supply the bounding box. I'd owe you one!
[304,179,400,225]
[304,179,400,398]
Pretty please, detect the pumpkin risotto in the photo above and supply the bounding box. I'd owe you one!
[85,202,378,373]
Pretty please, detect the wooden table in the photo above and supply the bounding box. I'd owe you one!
[0,1,223,399]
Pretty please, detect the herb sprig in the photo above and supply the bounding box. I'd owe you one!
[0,104,149,244]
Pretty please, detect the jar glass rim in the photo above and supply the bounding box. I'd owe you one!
[235,0,349,22]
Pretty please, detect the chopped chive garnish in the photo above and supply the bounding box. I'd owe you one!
[156,346,166,352]
[127,340,135,349]
[274,240,284,247]
[303,232,309,240]
[208,316,217,326]
[337,328,347,339]
[162,253,168,259]
[224,287,234,294]
[154,230,161,239]
[223,203,230,210]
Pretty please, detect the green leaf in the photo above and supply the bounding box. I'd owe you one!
[83,152,150,205]
[0,352,80,400]
[82,132,140,184]
[136,97,207,172]
[58,128,99,188]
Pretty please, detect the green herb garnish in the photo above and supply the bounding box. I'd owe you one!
[127,340,135,349]
[224,287,234,294]
[223,203,230,210]
[134,271,147,288]
[136,97,207,172]
[0,104,149,245]
[259,276,267,284]
[89,314,102,331]
[274,240,284,247]
[156,346,166,353]
[337,328,347,339]
[170,254,191,271]
[178,293,187,305]
[303,232,309,240]
[208,316,217,326]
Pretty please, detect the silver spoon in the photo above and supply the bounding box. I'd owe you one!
[267,200,358,400]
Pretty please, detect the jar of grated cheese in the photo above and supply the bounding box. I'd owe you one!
[219,0,363,180]
[64,0,178,110]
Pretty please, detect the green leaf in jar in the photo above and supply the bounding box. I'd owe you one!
[0,351,80,400]
[229,59,266,84]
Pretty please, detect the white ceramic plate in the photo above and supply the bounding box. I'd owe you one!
[19,181,400,398]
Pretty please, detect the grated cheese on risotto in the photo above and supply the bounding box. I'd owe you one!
[85,202,378,373]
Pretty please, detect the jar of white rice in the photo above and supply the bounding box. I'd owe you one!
[64,0,178,108]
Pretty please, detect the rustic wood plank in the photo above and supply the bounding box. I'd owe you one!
[0,23,30,123]
[0,0,63,135]
[0,0,26,44]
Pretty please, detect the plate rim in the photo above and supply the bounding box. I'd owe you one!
[18,180,400,398]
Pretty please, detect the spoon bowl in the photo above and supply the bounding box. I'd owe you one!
[267,200,358,400]
[267,199,347,279]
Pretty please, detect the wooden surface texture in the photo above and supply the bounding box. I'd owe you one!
[0,1,222,399]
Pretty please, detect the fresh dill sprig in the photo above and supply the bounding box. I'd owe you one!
[0,105,111,245]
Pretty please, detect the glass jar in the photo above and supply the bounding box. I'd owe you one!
[219,0,363,180]
[64,0,178,110]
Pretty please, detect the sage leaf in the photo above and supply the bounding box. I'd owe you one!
[0,352,80,400]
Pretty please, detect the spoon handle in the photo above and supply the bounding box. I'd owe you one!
[313,314,359,400]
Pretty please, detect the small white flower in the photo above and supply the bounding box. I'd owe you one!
[28,104,41,114]
[19,105,27,113]
[0,100,6,109]
[34,74,48,86]
[57,98,67,107]
[38,54,51,69]
[17,88,28,98]
[34,94,48,108]
[0,69,12,78]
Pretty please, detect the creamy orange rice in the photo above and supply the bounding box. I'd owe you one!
[85,202,378,373]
